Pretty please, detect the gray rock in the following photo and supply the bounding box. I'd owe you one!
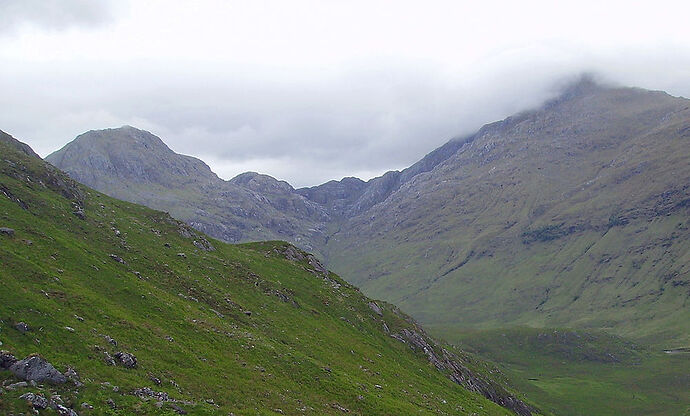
[114,351,137,368]
[368,302,383,316]
[109,254,127,264]
[6,381,28,390]
[15,322,30,333]
[0,350,17,368]
[103,352,116,366]
[133,386,170,401]
[73,207,86,219]
[193,238,215,252]
[9,355,67,384]
[170,404,188,414]
[19,392,49,409]
[65,366,83,387]
[0,227,14,236]
[104,335,118,346]
[54,404,79,416]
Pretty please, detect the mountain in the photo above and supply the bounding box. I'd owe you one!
[46,78,690,347]
[1,133,536,415]
[324,78,690,347]
[47,127,332,253]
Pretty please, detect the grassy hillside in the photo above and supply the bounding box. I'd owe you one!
[0,137,535,414]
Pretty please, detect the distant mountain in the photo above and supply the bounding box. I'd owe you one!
[47,126,331,253]
[1,133,535,415]
[46,77,690,346]
[325,77,690,346]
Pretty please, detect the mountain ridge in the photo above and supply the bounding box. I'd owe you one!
[44,78,690,346]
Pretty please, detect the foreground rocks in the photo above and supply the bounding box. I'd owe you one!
[9,355,67,384]
[19,392,79,415]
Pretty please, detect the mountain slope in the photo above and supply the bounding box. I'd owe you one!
[324,79,690,346]
[1,134,536,415]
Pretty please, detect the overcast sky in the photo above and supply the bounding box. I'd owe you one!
[2,0,690,187]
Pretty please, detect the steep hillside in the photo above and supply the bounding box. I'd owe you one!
[1,135,536,415]
[325,79,690,346]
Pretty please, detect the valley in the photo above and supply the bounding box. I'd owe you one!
[4,77,688,415]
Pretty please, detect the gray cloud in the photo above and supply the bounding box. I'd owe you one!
[1,2,690,187]
[0,0,116,33]
[2,53,690,187]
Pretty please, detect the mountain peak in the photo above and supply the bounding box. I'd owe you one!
[552,73,611,103]
[230,171,295,193]
[46,126,220,189]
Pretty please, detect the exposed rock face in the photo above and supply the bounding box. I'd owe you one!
[367,302,383,316]
[9,355,67,384]
[394,327,534,416]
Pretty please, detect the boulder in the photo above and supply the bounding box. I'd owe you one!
[9,355,67,384]
[114,351,137,368]
[19,392,49,409]
[0,227,14,236]
[15,322,30,333]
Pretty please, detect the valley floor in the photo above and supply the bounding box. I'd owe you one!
[430,326,690,416]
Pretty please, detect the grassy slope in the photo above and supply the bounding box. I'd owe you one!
[430,326,690,416]
[325,86,690,347]
[0,140,529,415]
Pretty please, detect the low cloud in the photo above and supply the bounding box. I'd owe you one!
[1,1,690,187]
[0,0,116,34]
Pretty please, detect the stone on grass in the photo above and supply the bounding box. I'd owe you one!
[9,355,67,384]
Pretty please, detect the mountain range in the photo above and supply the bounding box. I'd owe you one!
[46,77,690,347]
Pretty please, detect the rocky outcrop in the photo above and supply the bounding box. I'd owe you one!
[114,352,137,368]
[394,327,534,416]
[8,355,67,384]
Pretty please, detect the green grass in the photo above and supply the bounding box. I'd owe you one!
[0,140,529,415]
[429,326,690,416]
